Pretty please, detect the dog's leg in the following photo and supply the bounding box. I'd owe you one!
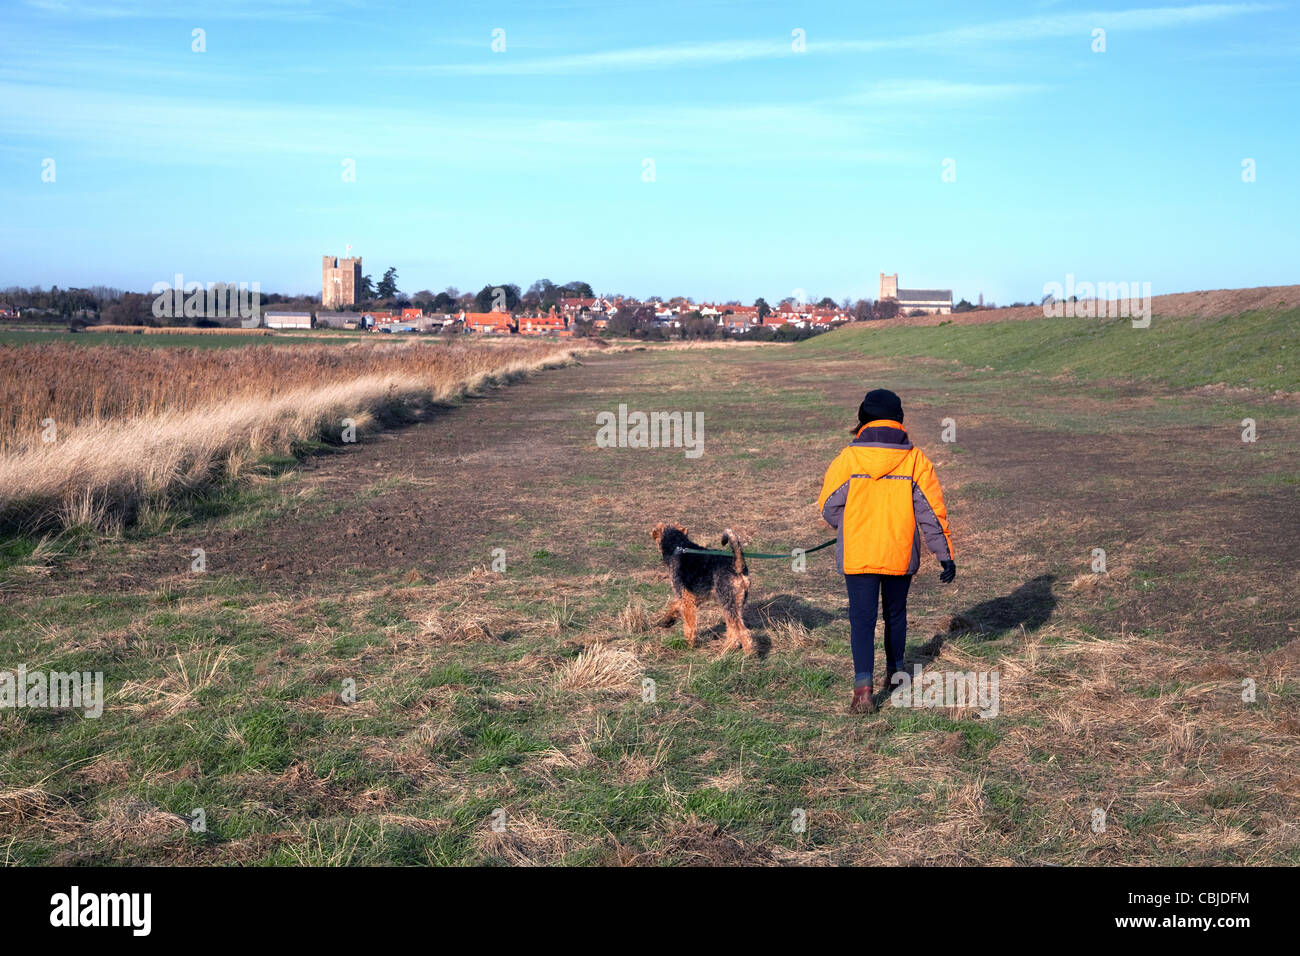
[680,593,699,647]
[654,598,681,628]
[735,580,754,655]
[734,615,756,656]
[714,579,752,654]
[716,598,739,652]
[721,608,753,654]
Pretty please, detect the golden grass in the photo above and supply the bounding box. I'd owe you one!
[119,647,235,717]
[0,340,571,449]
[417,611,497,644]
[474,811,576,865]
[616,598,649,634]
[0,786,55,823]
[556,643,642,691]
[0,340,576,531]
[90,798,190,846]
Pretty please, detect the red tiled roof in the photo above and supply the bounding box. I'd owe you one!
[463,311,513,327]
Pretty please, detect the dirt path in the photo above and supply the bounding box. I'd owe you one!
[49,357,610,591]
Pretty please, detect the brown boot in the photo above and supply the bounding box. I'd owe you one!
[850,685,876,714]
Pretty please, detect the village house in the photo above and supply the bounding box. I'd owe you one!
[518,307,569,336]
[388,312,440,333]
[559,297,593,321]
[654,307,681,328]
[805,307,851,328]
[461,309,516,334]
[314,311,356,329]
[264,311,312,329]
[560,296,615,323]
[717,305,758,332]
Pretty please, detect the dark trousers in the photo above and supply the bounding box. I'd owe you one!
[845,573,913,688]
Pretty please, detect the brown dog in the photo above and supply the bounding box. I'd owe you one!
[650,522,753,654]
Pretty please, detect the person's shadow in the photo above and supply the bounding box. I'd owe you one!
[904,573,1058,675]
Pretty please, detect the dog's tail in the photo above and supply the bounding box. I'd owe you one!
[720,529,746,575]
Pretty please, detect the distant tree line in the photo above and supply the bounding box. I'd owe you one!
[4,278,1018,332]
[1,285,121,324]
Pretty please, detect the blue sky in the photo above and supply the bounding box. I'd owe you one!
[1,0,1296,304]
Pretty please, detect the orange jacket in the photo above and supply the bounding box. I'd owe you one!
[817,420,954,575]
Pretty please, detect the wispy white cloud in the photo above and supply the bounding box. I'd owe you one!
[398,38,790,77]
[0,40,258,89]
[0,74,1041,165]
[0,81,888,167]
[823,1,1277,50]
[17,0,354,21]
[397,3,1275,76]
[840,80,1045,106]
[0,74,1035,175]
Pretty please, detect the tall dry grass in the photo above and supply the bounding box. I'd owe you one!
[0,340,575,532]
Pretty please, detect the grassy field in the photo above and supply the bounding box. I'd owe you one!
[0,308,1296,865]
[0,338,576,533]
[801,306,1298,391]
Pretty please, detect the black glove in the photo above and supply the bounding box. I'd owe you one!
[939,559,957,584]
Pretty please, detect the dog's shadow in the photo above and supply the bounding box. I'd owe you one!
[904,573,1058,676]
[688,594,831,659]
[740,593,837,658]
[754,593,837,628]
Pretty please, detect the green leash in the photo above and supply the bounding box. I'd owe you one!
[674,538,836,560]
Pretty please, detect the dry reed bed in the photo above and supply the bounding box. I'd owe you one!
[0,340,576,532]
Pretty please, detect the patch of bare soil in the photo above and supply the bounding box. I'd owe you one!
[43,363,605,591]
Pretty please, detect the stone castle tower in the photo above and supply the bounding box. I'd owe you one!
[879,273,899,301]
[323,255,362,309]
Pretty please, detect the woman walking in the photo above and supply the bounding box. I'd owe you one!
[817,389,956,713]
